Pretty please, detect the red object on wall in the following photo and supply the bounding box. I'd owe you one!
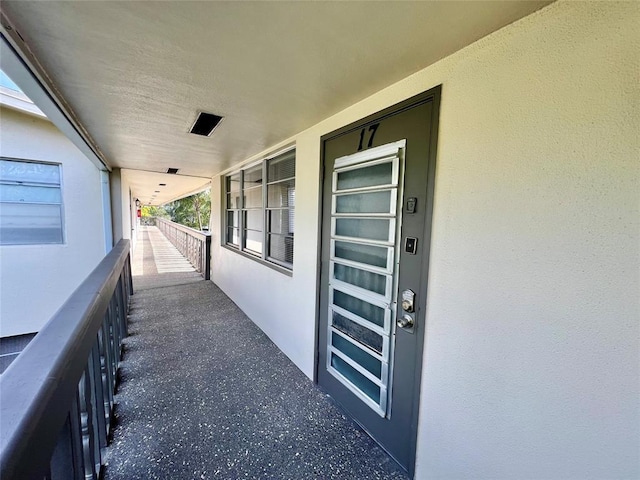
[137,209,141,218]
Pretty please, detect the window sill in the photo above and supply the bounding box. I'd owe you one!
[221,244,293,277]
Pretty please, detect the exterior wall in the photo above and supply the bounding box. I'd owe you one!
[0,107,107,337]
[118,169,139,251]
[211,2,639,478]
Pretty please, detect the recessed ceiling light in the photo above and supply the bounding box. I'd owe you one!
[189,111,223,137]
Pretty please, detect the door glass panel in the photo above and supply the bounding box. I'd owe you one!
[331,354,380,404]
[332,332,381,378]
[334,241,388,269]
[335,218,390,242]
[336,162,392,191]
[333,289,385,327]
[332,311,383,354]
[335,190,392,214]
[333,263,386,296]
[327,142,404,417]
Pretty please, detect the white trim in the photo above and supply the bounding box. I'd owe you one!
[333,140,406,169]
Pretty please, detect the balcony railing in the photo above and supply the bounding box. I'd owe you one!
[155,217,211,280]
[0,239,132,480]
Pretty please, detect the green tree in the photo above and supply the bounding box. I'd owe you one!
[165,189,211,230]
[141,205,169,218]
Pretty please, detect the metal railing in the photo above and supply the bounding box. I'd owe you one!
[155,217,211,280]
[0,239,133,480]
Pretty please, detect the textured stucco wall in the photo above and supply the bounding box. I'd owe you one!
[211,2,639,477]
[0,107,106,336]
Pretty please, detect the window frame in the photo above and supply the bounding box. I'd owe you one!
[0,157,65,246]
[223,147,295,273]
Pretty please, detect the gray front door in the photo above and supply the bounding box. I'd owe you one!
[317,87,440,476]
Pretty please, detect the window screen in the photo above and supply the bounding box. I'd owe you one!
[0,159,63,245]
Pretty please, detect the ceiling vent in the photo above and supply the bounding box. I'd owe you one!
[189,111,223,137]
[167,168,179,174]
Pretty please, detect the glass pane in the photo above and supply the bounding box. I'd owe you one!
[332,332,381,378]
[244,209,263,231]
[0,184,61,203]
[334,241,388,269]
[0,203,62,244]
[333,289,384,327]
[335,218,390,242]
[268,209,293,235]
[267,179,295,208]
[334,263,386,296]
[226,227,239,245]
[336,162,392,191]
[332,311,383,354]
[226,192,241,209]
[243,187,262,208]
[331,354,380,404]
[226,174,240,193]
[268,234,293,264]
[244,165,262,187]
[226,210,239,229]
[0,159,60,184]
[335,190,392,214]
[267,151,295,182]
[244,229,263,255]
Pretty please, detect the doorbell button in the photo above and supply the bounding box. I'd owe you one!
[404,237,418,254]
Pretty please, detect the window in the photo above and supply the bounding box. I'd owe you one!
[0,158,64,245]
[225,149,295,269]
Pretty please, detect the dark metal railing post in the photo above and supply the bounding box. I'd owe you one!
[204,233,211,280]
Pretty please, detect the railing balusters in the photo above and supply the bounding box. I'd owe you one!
[154,217,211,280]
[0,240,133,480]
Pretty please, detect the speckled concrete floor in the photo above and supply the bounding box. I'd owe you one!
[103,231,408,480]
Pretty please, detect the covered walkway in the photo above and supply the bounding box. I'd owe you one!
[104,227,407,479]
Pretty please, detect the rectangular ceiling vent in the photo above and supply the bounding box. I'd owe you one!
[167,168,179,174]
[189,111,223,137]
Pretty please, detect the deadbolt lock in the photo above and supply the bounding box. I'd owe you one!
[401,289,415,313]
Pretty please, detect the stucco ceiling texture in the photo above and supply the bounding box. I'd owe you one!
[3,1,549,180]
[121,170,211,207]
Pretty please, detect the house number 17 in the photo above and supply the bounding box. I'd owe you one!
[357,123,380,151]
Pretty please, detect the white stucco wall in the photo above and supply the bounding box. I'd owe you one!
[118,169,139,251]
[211,2,639,478]
[0,107,107,337]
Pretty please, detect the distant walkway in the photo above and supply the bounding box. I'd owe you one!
[103,227,408,480]
[132,226,202,291]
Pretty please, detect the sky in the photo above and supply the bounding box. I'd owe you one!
[0,70,22,92]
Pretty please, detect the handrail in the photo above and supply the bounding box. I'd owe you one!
[155,216,209,241]
[155,217,211,280]
[0,239,132,480]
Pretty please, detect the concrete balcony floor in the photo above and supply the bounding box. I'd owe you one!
[104,226,407,479]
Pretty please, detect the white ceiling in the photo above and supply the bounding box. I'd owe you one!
[2,1,550,203]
